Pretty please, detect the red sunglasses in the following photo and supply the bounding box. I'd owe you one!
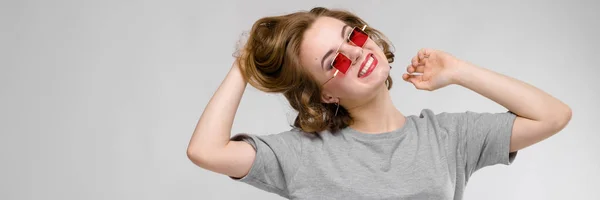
[324,25,369,85]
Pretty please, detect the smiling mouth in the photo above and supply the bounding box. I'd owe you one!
[358,53,377,78]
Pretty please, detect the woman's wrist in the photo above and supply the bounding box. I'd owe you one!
[450,60,478,86]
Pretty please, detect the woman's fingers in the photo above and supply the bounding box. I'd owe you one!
[411,55,420,67]
[406,64,425,74]
[413,48,435,66]
[402,73,410,81]
[403,66,424,79]
[402,73,418,82]
[418,48,431,60]
[403,72,429,90]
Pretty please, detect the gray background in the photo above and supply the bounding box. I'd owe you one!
[1,0,598,199]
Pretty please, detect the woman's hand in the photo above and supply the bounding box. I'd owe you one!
[402,48,465,91]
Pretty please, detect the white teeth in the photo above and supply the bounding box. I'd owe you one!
[359,56,374,77]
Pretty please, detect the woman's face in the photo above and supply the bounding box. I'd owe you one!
[300,17,390,105]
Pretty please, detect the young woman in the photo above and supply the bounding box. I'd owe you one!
[187,7,572,199]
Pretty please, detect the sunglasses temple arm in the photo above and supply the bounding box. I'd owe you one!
[323,70,339,85]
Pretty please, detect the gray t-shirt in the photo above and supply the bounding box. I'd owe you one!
[229,109,518,199]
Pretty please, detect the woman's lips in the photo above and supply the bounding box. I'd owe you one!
[359,53,373,72]
[358,53,377,78]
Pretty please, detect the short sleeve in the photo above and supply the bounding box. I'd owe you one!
[228,130,305,198]
[435,110,518,177]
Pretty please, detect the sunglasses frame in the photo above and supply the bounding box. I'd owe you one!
[322,25,369,86]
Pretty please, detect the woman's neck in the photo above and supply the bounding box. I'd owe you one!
[346,86,406,134]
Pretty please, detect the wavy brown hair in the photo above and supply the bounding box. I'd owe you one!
[236,7,395,134]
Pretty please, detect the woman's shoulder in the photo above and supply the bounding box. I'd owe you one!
[230,127,316,148]
[414,108,469,118]
[408,108,450,122]
[411,108,516,128]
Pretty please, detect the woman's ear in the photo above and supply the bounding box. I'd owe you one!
[321,93,338,104]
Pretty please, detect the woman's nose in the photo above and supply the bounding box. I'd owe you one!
[339,43,364,65]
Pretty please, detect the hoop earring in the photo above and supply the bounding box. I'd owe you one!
[334,102,340,117]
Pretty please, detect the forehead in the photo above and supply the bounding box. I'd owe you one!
[306,16,347,38]
[300,17,348,68]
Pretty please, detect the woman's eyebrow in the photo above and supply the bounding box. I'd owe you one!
[321,25,351,70]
